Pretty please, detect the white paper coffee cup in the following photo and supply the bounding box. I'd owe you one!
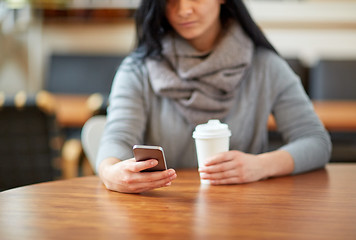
[192,120,231,184]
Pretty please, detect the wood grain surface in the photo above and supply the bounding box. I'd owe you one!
[268,101,356,131]
[52,95,356,131]
[53,94,91,128]
[1,164,356,240]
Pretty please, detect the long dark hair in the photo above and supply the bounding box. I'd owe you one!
[135,0,277,60]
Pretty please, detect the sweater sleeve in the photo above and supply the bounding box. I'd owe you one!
[264,51,332,174]
[95,56,148,171]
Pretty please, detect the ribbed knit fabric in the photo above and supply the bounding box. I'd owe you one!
[96,47,331,175]
[146,23,253,125]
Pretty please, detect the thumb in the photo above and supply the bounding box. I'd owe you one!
[129,158,158,172]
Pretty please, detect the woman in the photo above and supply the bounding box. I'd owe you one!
[96,0,331,193]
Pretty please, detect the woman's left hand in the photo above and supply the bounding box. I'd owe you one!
[198,150,269,185]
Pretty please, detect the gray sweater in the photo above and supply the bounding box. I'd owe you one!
[96,48,331,174]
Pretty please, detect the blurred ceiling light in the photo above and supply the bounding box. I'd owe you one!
[30,0,69,9]
[5,0,28,9]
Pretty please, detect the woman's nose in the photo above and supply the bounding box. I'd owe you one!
[177,0,193,18]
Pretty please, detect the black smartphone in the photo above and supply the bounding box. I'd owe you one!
[133,145,168,172]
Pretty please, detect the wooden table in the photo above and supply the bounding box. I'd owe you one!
[1,164,355,240]
[267,101,356,131]
[53,94,92,128]
[53,95,356,131]
[312,101,356,131]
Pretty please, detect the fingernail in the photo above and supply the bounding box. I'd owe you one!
[165,182,172,186]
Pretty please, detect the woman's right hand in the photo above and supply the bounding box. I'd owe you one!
[98,157,177,193]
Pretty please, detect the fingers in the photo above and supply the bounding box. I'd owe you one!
[199,153,238,174]
[209,177,241,185]
[125,158,177,183]
[203,150,242,167]
[102,157,178,193]
[200,168,237,181]
[140,169,177,183]
[131,172,177,193]
[128,158,159,172]
[199,160,233,174]
[123,169,177,193]
[197,151,247,185]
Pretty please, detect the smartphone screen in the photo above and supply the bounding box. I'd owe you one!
[133,145,168,172]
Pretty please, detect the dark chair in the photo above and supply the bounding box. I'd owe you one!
[0,91,62,191]
[309,60,356,100]
[285,58,310,95]
[44,53,123,139]
[44,54,124,177]
[61,92,109,177]
[45,54,125,95]
[309,59,356,162]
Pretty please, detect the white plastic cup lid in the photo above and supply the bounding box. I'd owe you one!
[192,119,231,139]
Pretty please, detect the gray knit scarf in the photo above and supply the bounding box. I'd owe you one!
[146,22,254,125]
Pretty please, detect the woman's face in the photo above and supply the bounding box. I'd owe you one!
[165,0,224,51]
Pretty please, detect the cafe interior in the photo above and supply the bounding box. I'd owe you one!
[0,0,356,190]
[1,1,356,239]
[0,0,355,190]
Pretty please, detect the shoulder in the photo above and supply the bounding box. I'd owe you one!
[117,53,145,73]
[246,47,303,102]
[110,54,145,91]
[251,47,298,84]
[113,52,150,82]
[253,47,290,73]
[111,52,155,99]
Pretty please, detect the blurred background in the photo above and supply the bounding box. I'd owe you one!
[1,0,356,93]
[0,0,355,190]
